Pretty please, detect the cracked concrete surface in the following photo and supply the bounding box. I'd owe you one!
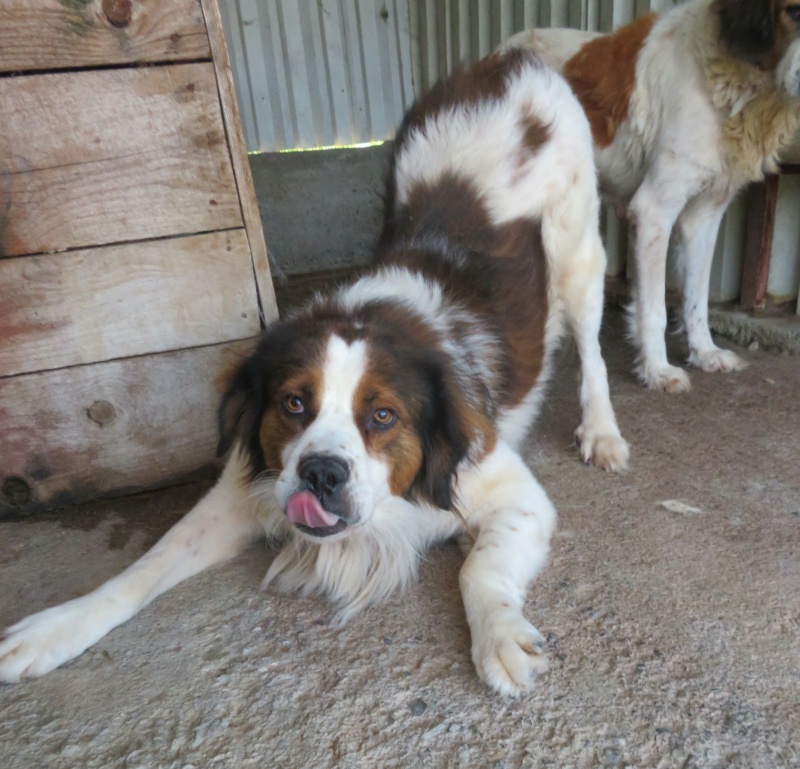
[0,310,798,769]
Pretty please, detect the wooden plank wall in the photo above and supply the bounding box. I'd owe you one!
[0,0,210,72]
[0,0,275,516]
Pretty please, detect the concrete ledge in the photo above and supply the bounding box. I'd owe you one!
[609,277,800,355]
[710,307,800,354]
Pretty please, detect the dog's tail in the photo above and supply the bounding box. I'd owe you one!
[497,27,602,71]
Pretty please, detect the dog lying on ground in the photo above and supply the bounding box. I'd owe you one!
[502,0,800,391]
[0,49,628,696]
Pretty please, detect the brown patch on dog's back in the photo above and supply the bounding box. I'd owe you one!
[499,247,548,407]
[397,173,545,264]
[520,113,551,154]
[398,49,540,139]
[563,13,657,147]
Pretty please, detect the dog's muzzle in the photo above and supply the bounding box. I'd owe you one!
[285,454,354,537]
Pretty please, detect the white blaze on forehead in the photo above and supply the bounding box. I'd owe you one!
[280,334,368,474]
[319,334,368,416]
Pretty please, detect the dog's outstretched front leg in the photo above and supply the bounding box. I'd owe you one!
[457,443,556,696]
[0,447,264,682]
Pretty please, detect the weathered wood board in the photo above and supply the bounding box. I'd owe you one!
[0,339,256,517]
[0,0,211,73]
[200,0,278,323]
[0,62,241,257]
[0,230,261,377]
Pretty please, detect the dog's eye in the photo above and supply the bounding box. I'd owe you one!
[371,408,396,428]
[283,395,305,416]
[787,5,800,22]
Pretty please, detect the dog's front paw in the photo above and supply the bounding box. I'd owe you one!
[575,426,629,472]
[689,348,747,374]
[0,600,98,682]
[636,362,691,393]
[471,611,548,697]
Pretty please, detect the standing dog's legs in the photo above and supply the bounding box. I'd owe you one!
[0,448,264,682]
[561,225,629,471]
[674,195,747,373]
[457,442,557,697]
[627,178,693,392]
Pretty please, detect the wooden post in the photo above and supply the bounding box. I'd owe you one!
[740,174,779,311]
[200,0,279,325]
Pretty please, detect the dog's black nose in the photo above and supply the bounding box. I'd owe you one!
[298,455,350,497]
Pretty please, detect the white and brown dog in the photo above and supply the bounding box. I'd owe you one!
[0,50,628,696]
[503,0,800,391]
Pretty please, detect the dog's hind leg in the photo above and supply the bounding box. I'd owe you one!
[539,150,629,469]
[675,195,747,374]
[0,447,265,682]
[564,226,630,471]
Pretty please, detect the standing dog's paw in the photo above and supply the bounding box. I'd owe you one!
[575,427,630,472]
[689,348,747,374]
[636,362,692,393]
[0,601,98,682]
[471,612,548,697]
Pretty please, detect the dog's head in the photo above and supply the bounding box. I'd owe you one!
[717,0,800,91]
[217,307,472,541]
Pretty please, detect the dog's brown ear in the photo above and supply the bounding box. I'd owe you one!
[217,322,305,470]
[410,358,472,511]
[717,0,774,60]
[216,352,265,461]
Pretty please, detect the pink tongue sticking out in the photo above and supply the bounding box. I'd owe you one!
[286,491,340,529]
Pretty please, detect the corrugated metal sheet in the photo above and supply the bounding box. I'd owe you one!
[220,0,414,151]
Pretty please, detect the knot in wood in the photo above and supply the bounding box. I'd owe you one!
[3,477,30,507]
[102,0,133,29]
[87,400,117,426]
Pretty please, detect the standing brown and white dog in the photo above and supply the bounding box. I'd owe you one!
[503,0,800,391]
[0,50,628,696]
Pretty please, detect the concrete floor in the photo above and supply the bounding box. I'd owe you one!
[0,310,798,769]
